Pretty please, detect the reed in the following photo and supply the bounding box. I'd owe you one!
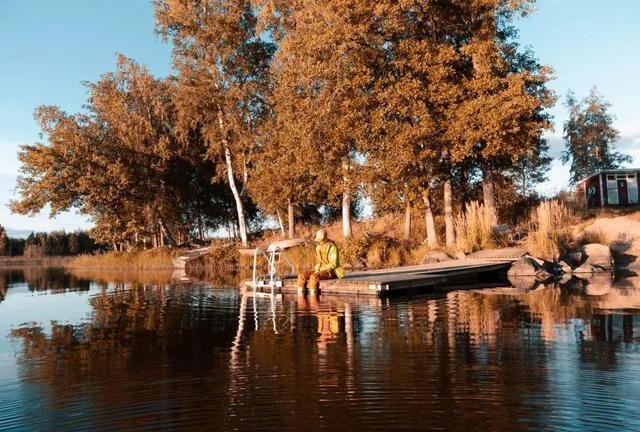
[525,200,574,261]
[68,248,183,270]
[454,201,495,253]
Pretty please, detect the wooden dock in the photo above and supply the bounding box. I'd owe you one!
[247,249,526,297]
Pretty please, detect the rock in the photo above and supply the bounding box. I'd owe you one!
[583,274,613,296]
[421,250,452,264]
[559,273,572,285]
[541,260,563,276]
[574,263,595,274]
[564,251,584,267]
[507,275,538,291]
[582,243,614,271]
[454,251,467,260]
[508,256,542,277]
[530,256,545,267]
[558,260,572,274]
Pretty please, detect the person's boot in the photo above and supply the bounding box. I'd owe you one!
[296,273,307,296]
[308,277,318,296]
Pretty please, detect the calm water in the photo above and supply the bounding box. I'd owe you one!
[1,268,640,431]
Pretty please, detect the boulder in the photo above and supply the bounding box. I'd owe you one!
[558,260,572,274]
[421,250,452,264]
[573,263,595,274]
[541,260,563,276]
[582,243,614,271]
[507,275,538,291]
[508,256,542,277]
[582,274,613,296]
[454,251,467,260]
[564,251,584,268]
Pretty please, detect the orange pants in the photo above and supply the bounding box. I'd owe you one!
[297,270,336,290]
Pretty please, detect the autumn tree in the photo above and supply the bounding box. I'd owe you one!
[12,56,234,249]
[561,88,632,185]
[443,0,554,226]
[269,0,384,239]
[154,0,275,246]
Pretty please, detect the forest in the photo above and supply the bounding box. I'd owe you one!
[10,0,630,251]
[0,225,99,257]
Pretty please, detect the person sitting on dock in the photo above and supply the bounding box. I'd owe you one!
[297,229,344,294]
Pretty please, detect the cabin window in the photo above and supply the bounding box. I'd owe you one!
[608,175,616,180]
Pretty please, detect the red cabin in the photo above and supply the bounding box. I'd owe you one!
[577,169,640,208]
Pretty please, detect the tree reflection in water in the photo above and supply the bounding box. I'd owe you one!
[3,269,640,431]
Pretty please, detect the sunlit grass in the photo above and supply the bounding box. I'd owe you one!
[455,201,495,253]
[525,200,574,261]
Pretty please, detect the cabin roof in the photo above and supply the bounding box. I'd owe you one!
[576,168,640,185]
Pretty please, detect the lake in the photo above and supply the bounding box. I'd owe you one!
[1,267,640,431]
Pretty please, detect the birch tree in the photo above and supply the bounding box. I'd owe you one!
[154,0,275,245]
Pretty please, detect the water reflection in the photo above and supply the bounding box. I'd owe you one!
[1,268,640,431]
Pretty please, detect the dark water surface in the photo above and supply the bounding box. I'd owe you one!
[1,267,640,431]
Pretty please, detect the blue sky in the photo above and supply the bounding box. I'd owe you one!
[0,0,639,232]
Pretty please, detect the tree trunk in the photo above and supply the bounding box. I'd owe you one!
[276,208,286,237]
[404,200,412,240]
[217,105,248,246]
[157,217,176,247]
[342,192,352,239]
[422,190,439,248]
[444,179,456,248]
[287,199,295,239]
[482,168,498,226]
[224,145,248,245]
[342,157,352,239]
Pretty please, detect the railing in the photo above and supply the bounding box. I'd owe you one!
[251,245,298,293]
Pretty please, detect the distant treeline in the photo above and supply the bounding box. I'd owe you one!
[0,225,101,257]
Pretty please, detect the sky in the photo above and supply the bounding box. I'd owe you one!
[0,0,639,232]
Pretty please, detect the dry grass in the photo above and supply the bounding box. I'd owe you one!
[68,247,184,270]
[68,268,176,285]
[577,229,609,246]
[524,200,574,261]
[407,243,431,265]
[455,201,495,253]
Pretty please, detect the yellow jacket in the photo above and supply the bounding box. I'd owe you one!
[314,241,345,278]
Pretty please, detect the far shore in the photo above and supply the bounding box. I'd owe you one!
[0,256,73,268]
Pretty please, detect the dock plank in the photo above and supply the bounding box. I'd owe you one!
[262,259,513,296]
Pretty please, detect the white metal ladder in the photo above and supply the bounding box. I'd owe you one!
[251,238,306,292]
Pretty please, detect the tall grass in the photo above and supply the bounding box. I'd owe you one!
[455,201,495,253]
[525,200,574,261]
[68,248,183,270]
